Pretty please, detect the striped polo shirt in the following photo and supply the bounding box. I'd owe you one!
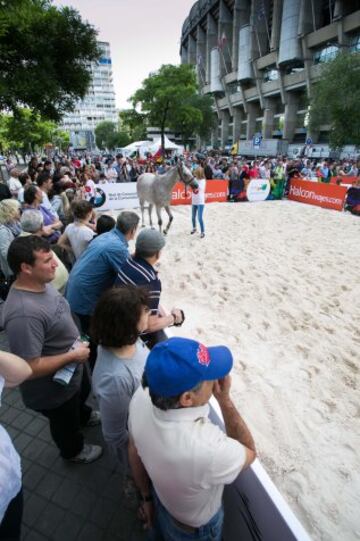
[115,256,161,316]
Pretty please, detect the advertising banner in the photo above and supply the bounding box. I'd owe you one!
[330,176,359,186]
[94,183,138,211]
[288,179,347,211]
[246,179,270,202]
[171,180,229,206]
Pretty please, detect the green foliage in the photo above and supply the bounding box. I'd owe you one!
[0,0,100,121]
[95,121,130,150]
[119,109,147,141]
[0,108,61,153]
[131,64,214,149]
[309,51,360,148]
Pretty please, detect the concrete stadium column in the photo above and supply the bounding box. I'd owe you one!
[232,0,251,69]
[219,0,233,74]
[263,99,275,139]
[271,0,282,51]
[206,14,218,83]
[220,110,231,147]
[246,103,258,140]
[233,106,244,142]
[196,26,207,85]
[187,34,197,65]
[181,44,188,65]
[283,93,298,142]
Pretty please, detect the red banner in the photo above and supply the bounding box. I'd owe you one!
[288,179,347,211]
[330,176,359,186]
[171,180,228,206]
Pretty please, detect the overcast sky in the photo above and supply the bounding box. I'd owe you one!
[53,0,195,110]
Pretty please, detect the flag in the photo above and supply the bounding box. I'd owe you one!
[218,32,227,50]
[197,53,203,66]
[231,142,238,156]
[256,3,266,21]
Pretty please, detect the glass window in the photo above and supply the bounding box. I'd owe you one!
[313,45,339,64]
[350,34,360,53]
[263,68,279,82]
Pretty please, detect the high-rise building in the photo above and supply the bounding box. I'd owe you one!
[61,41,117,149]
[180,1,360,153]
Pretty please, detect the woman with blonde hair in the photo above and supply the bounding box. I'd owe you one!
[0,199,21,280]
[190,166,206,238]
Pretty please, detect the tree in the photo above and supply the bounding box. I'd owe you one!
[119,109,147,141]
[1,108,58,155]
[95,121,130,150]
[0,0,100,121]
[131,64,214,151]
[309,51,360,148]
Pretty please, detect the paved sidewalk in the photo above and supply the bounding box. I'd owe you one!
[0,332,145,541]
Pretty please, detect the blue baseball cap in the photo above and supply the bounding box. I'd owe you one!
[145,337,233,397]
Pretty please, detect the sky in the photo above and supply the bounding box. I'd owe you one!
[53,0,196,110]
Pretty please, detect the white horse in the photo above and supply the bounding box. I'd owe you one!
[137,162,198,234]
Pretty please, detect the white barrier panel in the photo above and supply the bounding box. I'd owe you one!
[94,183,138,211]
[246,179,271,202]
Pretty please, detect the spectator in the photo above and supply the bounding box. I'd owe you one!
[36,171,58,220]
[2,236,102,463]
[91,286,150,467]
[115,229,184,349]
[0,182,11,202]
[17,172,32,204]
[66,211,140,364]
[7,169,22,199]
[23,185,62,243]
[58,200,96,260]
[0,351,32,541]
[20,210,69,294]
[128,337,256,538]
[50,181,70,223]
[0,199,21,280]
[96,215,115,235]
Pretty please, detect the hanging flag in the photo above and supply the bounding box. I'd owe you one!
[231,142,238,156]
[256,4,266,21]
[197,53,203,66]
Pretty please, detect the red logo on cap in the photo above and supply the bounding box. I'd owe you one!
[197,344,210,366]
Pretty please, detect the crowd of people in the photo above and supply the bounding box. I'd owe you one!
[0,147,359,540]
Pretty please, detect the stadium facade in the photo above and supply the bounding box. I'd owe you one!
[180,0,360,154]
[61,42,117,149]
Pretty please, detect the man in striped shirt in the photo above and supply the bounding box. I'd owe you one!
[114,229,184,349]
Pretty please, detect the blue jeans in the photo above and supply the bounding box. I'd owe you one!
[191,205,205,234]
[148,491,224,541]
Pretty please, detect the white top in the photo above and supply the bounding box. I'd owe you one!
[105,167,118,182]
[192,178,206,206]
[0,376,22,522]
[8,177,22,195]
[64,222,95,259]
[128,387,246,527]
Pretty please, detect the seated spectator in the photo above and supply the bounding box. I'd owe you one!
[91,286,150,467]
[115,229,184,350]
[58,200,96,260]
[20,210,68,294]
[96,215,115,235]
[0,199,21,280]
[128,337,256,538]
[23,185,62,243]
[0,351,32,541]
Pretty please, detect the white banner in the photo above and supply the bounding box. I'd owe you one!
[93,183,139,211]
[246,179,270,202]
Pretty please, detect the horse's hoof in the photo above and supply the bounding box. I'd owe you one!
[141,224,145,228]
[151,226,155,230]
[163,230,167,236]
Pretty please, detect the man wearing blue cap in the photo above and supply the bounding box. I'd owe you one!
[128,337,256,540]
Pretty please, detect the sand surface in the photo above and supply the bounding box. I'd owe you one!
[152,200,360,541]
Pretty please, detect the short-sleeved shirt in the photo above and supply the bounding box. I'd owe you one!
[115,256,161,343]
[2,285,82,410]
[0,376,21,522]
[92,340,148,462]
[129,387,246,528]
[66,228,129,315]
[64,222,95,259]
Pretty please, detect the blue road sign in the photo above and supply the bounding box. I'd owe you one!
[306,137,312,146]
[253,134,262,148]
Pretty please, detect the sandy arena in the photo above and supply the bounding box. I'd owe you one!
[146,200,360,541]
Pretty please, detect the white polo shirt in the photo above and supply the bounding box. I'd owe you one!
[128,387,246,528]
